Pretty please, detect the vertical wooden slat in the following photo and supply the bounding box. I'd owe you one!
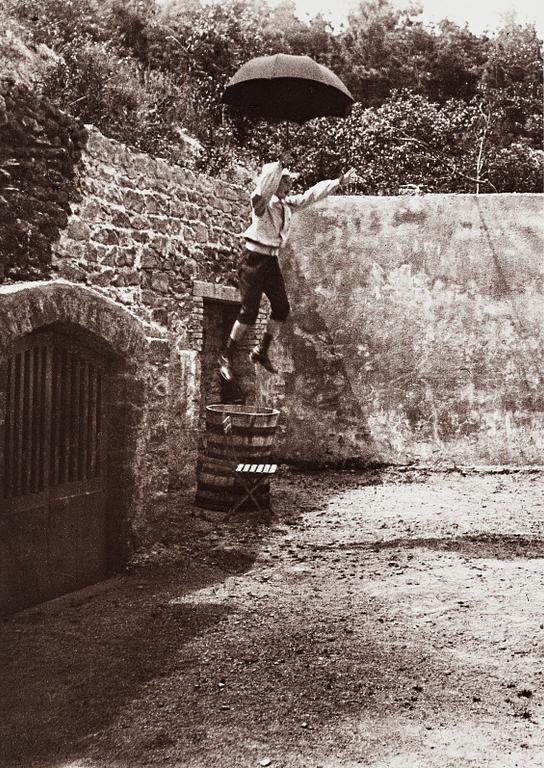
[12,353,20,496]
[24,349,34,495]
[95,369,103,478]
[59,348,67,484]
[49,346,56,486]
[5,357,14,498]
[79,361,89,482]
[39,346,47,493]
[30,347,39,493]
[51,346,62,487]
[71,357,80,482]
[88,365,98,478]
[10,353,17,497]
[35,348,41,490]
[2,357,13,499]
[86,364,93,479]
[30,347,36,494]
[56,347,63,484]
[41,345,52,494]
[0,359,6,501]
[15,352,25,497]
[61,350,72,484]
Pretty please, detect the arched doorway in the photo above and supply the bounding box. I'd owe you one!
[1,328,113,613]
[0,281,158,615]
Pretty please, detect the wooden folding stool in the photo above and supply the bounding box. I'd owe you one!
[226,462,278,516]
[221,415,278,516]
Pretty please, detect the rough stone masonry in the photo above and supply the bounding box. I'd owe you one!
[1,79,543,552]
[0,81,269,547]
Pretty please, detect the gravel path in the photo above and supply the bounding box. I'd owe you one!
[1,469,543,767]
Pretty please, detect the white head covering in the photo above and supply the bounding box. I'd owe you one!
[281,168,300,180]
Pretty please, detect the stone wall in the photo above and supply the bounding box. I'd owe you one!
[3,77,542,561]
[50,127,267,492]
[51,126,248,323]
[0,80,87,281]
[263,193,544,466]
[1,89,268,549]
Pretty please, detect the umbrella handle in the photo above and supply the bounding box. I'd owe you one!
[278,121,290,158]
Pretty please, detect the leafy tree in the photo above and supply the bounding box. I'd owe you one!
[40,37,188,160]
[337,94,486,193]
[427,20,489,103]
[480,20,543,147]
[338,0,437,105]
[254,91,539,195]
[5,0,110,48]
[486,142,543,192]
[4,0,543,192]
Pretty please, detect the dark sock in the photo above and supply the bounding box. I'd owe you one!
[225,337,237,357]
[259,332,273,354]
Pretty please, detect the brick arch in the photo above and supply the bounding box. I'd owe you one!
[0,280,149,364]
[0,280,157,569]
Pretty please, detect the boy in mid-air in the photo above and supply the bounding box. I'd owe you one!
[219,154,355,381]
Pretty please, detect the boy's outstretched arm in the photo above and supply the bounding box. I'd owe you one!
[286,166,357,211]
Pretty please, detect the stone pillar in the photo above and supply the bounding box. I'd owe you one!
[168,348,201,492]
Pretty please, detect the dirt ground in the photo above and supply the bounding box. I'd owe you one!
[1,467,543,768]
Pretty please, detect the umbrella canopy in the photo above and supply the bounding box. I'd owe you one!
[222,53,354,124]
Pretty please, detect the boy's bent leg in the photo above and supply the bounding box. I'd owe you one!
[251,259,290,374]
[219,250,265,381]
[250,318,282,373]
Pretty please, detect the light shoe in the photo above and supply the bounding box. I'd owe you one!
[219,352,235,381]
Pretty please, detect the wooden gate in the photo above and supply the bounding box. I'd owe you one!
[0,331,110,614]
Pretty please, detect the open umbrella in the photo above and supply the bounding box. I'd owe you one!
[222,53,354,124]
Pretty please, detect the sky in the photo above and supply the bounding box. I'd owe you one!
[290,0,544,35]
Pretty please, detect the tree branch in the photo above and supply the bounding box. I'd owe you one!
[391,130,498,193]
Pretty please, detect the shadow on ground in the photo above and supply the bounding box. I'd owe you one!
[310,533,544,560]
[0,469,378,768]
[4,468,530,767]
[79,584,528,768]
[0,558,236,767]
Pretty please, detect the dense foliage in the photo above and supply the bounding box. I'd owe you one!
[4,0,543,192]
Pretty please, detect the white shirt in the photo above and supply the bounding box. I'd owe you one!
[242,161,341,249]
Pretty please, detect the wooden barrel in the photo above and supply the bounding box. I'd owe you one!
[204,404,280,462]
[195,405,280,512]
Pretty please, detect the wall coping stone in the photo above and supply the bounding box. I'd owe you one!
[193,281,241,303]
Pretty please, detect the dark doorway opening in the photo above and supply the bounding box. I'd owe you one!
[199,299,258,422]
[1,328,118,614]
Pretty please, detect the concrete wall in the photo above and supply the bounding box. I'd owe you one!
[264,193,544,466]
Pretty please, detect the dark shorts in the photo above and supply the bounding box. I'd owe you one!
[237,250,290,325]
